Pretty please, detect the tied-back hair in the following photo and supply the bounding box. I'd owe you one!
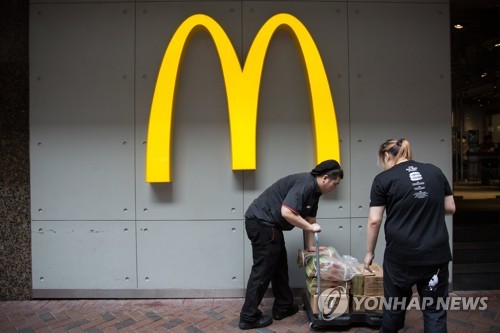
[310,159,344,179]
[324,168,344,180]
[379,138,412,163]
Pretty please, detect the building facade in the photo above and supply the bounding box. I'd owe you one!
[26,0,453,298]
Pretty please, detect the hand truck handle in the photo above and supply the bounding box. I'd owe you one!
[314,232,323,319]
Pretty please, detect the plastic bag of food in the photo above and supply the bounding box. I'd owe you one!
[303,247,364,282]
[297,247,340,268]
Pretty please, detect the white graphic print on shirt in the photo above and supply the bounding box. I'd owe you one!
[406,165,429,199]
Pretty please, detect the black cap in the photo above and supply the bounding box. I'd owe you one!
[310,160,343,178]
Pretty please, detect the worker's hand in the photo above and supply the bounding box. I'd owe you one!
[364,253,374,272]
[307,246,328,252]
[310,223,321,233]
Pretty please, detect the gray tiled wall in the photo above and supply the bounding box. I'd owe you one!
[27,0,452,298]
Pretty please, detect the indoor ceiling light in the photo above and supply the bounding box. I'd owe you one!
[454,24,464,29]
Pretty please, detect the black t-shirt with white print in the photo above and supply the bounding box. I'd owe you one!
[370,160,453,265]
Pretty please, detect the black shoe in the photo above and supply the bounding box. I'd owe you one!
[272,304,299,320]
[239,315,273,330]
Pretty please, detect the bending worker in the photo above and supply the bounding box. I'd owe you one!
[239,160,343,330]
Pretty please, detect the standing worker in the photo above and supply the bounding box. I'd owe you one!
[364,138,456,332]
[239,160,343,330]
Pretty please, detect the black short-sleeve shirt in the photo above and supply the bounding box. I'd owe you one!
[370,161,453,265]
[245,172,322,230]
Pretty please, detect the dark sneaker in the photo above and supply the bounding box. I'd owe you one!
[239,315,273,330]
[272,304,299,320]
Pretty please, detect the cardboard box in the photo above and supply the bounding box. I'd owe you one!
[305,278,350,296]
[351,263,383,296]
[306,289,349,316]
[351,295,384,314]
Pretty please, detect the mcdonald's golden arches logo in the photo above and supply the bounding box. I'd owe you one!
[146,13,340,182]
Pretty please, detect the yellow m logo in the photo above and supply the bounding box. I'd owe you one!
[146,13,340,182]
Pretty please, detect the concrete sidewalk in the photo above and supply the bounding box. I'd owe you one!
[1,291,499,332]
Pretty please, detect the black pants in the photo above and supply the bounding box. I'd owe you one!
[381,260,449,333]
[239,219,294,322]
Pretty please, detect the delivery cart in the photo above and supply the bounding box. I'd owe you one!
[302,233,383,330]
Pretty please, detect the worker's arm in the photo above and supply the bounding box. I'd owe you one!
[303,216,327,252]
[281,206,321,233]
[444,195,456,215]
[364,206,384,271]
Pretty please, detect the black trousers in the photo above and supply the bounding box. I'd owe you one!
[239,219,294,322]
[381,260,449,333]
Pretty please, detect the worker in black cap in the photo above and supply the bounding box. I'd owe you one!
[239,160,343,330]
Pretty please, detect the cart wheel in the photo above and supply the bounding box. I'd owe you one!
[309,322,318,330]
